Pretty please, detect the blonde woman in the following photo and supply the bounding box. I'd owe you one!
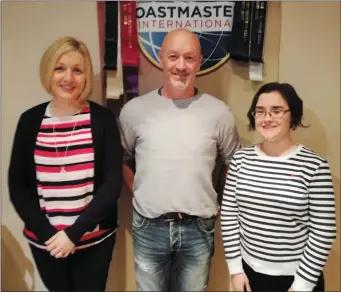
[8,37,123,291]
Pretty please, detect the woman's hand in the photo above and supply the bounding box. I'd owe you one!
[231,272,251,291]
[45,230,75,258]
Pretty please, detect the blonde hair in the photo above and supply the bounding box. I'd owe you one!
[40,36,93,102]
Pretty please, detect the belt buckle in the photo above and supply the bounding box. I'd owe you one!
[164,212,183,221]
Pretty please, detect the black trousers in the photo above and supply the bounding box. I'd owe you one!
[243,259,324,292]
[29,234,115,292]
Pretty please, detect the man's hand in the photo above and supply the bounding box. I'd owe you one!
[123,164,134,193]
[231,272,251,292]
[45,230,75,258]
[288,288,294,292]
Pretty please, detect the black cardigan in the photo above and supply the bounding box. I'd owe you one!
[8,101,123,244]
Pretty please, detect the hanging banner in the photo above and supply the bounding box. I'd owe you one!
[251,1,267,63]
[120,1,139,97]
[103,1,124,104]
[104,1,139,117]
[104,1,119,70]
[229,1,267,63]
[137,1,235,76]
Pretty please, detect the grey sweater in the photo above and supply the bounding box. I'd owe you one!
[119,88,240,218]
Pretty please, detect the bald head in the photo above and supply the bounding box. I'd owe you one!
[161,29,201,53]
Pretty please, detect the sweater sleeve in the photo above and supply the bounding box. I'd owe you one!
[217,108,241,167]
[64,110,123,244]
[8,113,57,242]
[220,153,244,274]
[118,101,137,156]
[291,160,337,291]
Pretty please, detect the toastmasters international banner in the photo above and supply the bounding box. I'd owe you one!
[137,1,235,76]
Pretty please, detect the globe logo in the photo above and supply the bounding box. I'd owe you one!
[137,1,235,76]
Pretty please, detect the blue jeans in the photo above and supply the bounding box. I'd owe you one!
[132,209,215,292]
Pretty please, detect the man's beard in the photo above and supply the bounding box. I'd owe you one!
[169,74,191,90]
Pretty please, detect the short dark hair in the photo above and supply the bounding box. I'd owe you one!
[247,82,308,131]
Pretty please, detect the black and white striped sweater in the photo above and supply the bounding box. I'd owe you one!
[220,144,336,291]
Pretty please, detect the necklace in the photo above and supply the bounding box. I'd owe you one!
[52,112,81,173]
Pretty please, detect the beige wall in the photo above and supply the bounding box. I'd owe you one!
[279,3,341,291]
[1,2,339,291]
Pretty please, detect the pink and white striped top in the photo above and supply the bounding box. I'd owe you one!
[26,104,114,250]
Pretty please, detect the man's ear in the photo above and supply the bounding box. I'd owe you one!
[158,50,163,68]
[197,54,203,71]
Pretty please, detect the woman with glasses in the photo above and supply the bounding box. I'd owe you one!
[220,82,336,292]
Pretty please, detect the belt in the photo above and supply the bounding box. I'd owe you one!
[160,212,196,221]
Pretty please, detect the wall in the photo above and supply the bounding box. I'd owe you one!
[279,2,341,291]
[1,1,339,291]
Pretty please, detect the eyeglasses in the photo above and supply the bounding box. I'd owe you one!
[251,108,290,119]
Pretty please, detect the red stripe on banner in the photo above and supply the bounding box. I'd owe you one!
[120,1,138,67]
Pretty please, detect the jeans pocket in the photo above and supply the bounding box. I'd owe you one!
[132,209,148,230]
[196,217,216,234]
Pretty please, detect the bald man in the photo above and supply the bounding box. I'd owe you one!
[119,29,240,291]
